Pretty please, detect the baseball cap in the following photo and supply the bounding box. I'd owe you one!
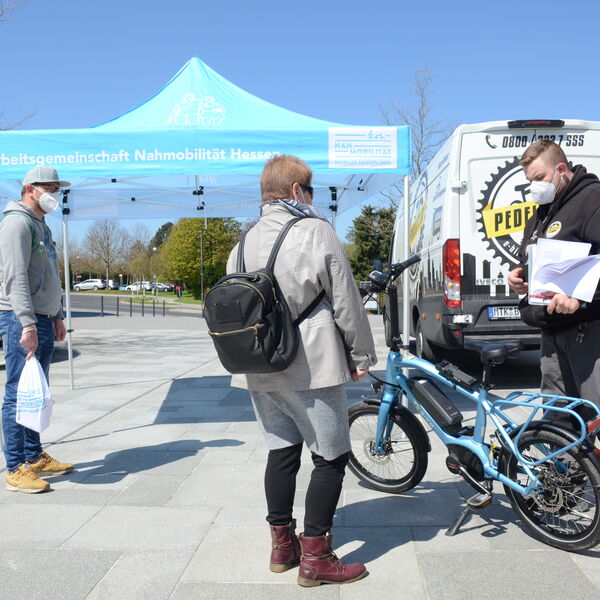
[22,165,71,187]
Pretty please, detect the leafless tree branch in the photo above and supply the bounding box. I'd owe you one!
[0,0,25,20]
[380,67,454,179]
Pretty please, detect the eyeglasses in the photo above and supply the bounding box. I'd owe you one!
[300,184,314,198]
[34,183,62,193]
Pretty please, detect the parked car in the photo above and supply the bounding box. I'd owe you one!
[125,281,152,291]
[73,279,106,291]
[107,280,120,290]
[153,282,173,292]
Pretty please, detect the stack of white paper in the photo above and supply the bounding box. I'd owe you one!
[528,238,600,305]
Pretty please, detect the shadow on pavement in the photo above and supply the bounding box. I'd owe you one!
[337,489,515,564]
[66,439,244,484]
[153,376,256,424]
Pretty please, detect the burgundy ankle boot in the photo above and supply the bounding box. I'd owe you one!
[269,519,301,573]
[297,533,367,586]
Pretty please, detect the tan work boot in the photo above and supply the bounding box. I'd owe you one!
[6,464,50,494]
[28,452,74,476]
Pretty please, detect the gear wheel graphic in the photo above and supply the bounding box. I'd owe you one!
[475,157,527,269]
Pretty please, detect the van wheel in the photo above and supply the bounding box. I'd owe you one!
[415,321,439,362]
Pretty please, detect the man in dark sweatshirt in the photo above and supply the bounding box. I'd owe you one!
[508,139,600,437]
[0,165,74,493]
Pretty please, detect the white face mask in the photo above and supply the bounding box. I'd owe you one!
[34,187,61,213]
[529,167,558,205]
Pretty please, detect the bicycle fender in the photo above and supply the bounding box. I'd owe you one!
[392,404,432,453]
[361,399,431,452]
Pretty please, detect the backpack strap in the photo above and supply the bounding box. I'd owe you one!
[237,216,326,324]
[2,211,39,250]
[237,217,303,273]
[293,290,326,327]
[236,229,248,272]
[265,217,303,271]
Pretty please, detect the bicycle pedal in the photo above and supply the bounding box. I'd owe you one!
[466,492,492,509]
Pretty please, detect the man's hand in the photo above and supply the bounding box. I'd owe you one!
[351,368,369,382]
[54,318,66,342]
[546,294,580,315]
[20,328,38,360]
[508,267,528,294]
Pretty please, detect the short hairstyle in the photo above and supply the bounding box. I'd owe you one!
[520,139,568,168]
[260,155,312,202]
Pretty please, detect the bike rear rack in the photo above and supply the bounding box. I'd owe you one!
[490,392,600,468]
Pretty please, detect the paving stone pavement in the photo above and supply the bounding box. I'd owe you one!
[0,310,598,600]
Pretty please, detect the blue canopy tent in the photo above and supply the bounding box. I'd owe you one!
[0,58,411,387]
[0,58,410,221]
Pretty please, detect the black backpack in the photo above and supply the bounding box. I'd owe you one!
[204,217,325,374]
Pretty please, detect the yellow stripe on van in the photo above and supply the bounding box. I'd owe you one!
[409,201,427,245]
[481,202,538,238]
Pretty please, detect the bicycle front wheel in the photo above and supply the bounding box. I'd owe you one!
[502,428,600,551]
[348,401,428,494]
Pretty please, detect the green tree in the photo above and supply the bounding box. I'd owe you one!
[347,205,396,281]
[149,222,174,249]
[162,217,241,297]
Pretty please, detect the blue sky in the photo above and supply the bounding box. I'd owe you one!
[1,0,599,242]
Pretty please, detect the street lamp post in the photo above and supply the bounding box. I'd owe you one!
[152,247,158,295]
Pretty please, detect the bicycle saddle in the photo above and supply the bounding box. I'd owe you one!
[463,340,522,364]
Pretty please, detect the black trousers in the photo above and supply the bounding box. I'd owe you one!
[264,443,349,537]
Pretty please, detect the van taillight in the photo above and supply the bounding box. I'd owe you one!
[443,239,461,309]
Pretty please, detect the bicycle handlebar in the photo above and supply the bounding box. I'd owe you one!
[366,254,421,292]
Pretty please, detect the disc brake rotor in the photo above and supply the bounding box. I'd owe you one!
[363,439,392,464]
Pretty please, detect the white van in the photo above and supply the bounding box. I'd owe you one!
[389,119,600,359]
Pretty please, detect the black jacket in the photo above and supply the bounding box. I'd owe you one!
[517,165,600,333]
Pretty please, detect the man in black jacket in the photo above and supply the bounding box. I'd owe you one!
[508,139,600,430]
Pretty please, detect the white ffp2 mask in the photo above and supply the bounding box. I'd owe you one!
[34,187,61,213]
[529,180,556,205]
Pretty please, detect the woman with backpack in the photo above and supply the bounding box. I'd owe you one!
[225,155,377,587]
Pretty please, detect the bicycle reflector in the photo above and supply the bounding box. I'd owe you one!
[443,239,461,309]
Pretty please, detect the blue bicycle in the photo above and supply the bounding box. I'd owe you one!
[349,256,600,551]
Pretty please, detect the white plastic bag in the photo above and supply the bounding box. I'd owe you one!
[16,357,53,433]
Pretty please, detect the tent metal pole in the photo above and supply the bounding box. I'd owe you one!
[402,174,411,359]
[329,187,338,231]
[61,195,75,390]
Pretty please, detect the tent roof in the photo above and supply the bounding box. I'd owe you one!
[96,57,344,131]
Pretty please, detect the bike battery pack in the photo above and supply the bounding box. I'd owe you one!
[407,377,464,433]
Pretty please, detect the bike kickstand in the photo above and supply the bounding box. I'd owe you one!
[445,492,493,537]
[445,505,472,537]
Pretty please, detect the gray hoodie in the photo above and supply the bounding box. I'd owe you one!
[0,201,63,326]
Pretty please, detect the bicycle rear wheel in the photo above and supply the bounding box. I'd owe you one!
[502,428,600,551]
[348,401,428,493]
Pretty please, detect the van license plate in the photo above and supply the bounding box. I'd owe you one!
[488,306,521,320]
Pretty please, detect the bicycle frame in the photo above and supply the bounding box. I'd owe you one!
[374,348,600,497]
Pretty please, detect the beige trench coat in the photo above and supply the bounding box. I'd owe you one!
[226,204,377,391]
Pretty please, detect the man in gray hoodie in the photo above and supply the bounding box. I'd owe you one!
[0,165,74,493]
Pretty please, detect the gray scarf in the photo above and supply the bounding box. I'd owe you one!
[266,199,329,222]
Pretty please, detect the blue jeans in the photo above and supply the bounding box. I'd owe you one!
[0,312,55,472]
